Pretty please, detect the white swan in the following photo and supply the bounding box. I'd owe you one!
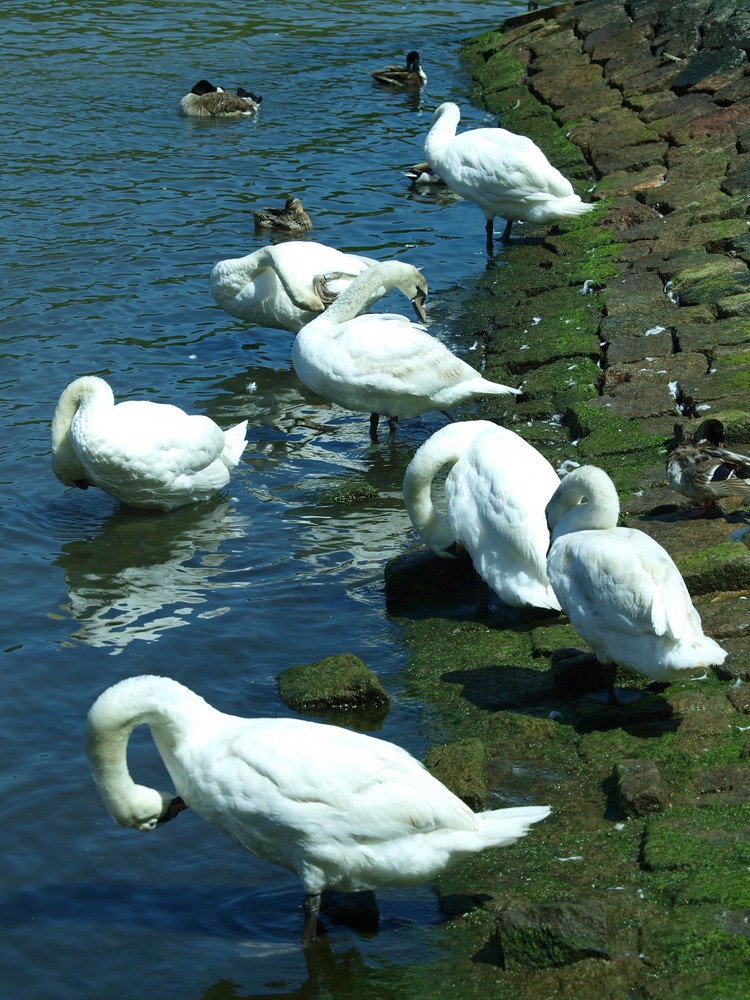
[545,465,727,698]
[180,79,261,117]
[210,241,379,332]
[403,420,562,610]
[291,260,520,441]
[86,675,550,944]
[51,376,248,511]
[424,102,595,252]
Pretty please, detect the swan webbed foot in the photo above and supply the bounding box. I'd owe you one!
[301,892,321,946]
[312,273,344,307]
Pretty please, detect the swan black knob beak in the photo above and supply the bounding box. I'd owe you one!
[158,796,188,825]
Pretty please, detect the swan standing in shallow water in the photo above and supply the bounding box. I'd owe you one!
[210,241,378,332]
[51,376,248,511]
[666,418,750,516]
[86,675,550,944]
[403,420,562,610]
[180,80,261,117]
[424,102,595,252]
[545,465,726,700]
[291,260,520,441]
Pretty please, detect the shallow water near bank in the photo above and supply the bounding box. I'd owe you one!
[1,2,536,997]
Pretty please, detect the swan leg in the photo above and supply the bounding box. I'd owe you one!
[485,218,494,253]
[387,415,399,442]
[301,893,322,946]
[369,413,380,442]
[500,218,513,243]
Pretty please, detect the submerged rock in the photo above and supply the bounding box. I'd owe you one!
[277,653,390,718]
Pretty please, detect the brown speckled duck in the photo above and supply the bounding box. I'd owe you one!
[252,196,313,233]
[180,79,262,117]
[371,50,427,88]
[666,418,750,516]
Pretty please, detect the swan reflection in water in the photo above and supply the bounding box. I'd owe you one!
[54,498,249,649]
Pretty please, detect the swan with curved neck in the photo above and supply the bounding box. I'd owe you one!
[51,376,247,510]
[404,420,561,609]
[424,102,595,252]
[86,674,550,944]
[545,465,726,697]
[210,242,379,332]
[291,260,519,441]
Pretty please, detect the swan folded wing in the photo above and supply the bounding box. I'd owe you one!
[222,720,477,839]
[557,529,690,640]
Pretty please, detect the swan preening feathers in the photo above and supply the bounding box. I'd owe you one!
[291,261,520,441]
[210,241,378,332]
[404,420,561,610]
[424,102,595,251]
[51,376,247,511]
[180,79,261,117]
[86,675,550,944]
[545,466,726,696]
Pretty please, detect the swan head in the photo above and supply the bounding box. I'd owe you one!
[430,102,459,125]
[103,784,187,832]
[399,268,428,322]
[545,465,620,540]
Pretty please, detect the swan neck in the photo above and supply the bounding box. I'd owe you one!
[85,676,201,830]
[549,468,619,540]
[315,261,407,324]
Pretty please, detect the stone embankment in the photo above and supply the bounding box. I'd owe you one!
[380,2,750,997]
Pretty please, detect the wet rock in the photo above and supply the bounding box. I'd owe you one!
[424,738,488,811]
[492,899,614,969]
[276,653,390,717]
[694,765,750,803]
[727,681,750,714]
[551,646,603,699]
[383,547,479,615]
[614,758,669,817]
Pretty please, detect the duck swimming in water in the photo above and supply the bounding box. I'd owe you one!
[180,79,261,117]
[371,50,427,88]
[252,196,313,233]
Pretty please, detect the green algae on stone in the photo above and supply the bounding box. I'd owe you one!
[673,540,750,594]
[277,653,390,715]
[424,738,489,811]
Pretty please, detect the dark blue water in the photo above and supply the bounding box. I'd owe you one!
[2,1,528,995]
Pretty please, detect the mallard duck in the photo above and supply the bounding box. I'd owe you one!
[545,465,727,702]
[371,50,427,88]
[180,79,261,117]
[404,161,445,186]
[666,418,750,516]
[403,420,562,610]
[424,102,595,252]
[291,261,520,442]
[86,674,550,944]
[210,241,378,331]
[51,376,248,511]
[252,196,313,232]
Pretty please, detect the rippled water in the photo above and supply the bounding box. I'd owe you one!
[2,1,527,995]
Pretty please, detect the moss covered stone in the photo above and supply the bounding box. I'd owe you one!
[277,653,390,715]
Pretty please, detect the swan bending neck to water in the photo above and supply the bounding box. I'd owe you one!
[424,102,595,253]
[86,675,550,944]
[210,242,378,332]
[545,465,726,700]
[403,420,562,610]
[291,261,520,442]
[51,376,247,511]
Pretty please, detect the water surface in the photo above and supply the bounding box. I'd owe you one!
[2,2,529,995]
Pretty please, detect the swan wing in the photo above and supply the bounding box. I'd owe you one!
[220,718,477,839]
